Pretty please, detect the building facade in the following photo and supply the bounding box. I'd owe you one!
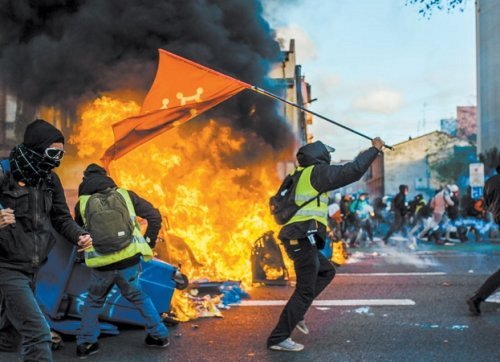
[476,0,500,153]
[440,118,457,136]
[384,131,474,201]
[0,84,18,158]
[456,106,477,143]
[269,39,315,179]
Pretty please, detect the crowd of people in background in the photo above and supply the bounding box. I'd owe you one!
[326,183,499,249]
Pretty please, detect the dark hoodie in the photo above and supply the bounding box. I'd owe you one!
[0,120,84,273]
[484,166,500,224]
[391,184,408,216]
[75,163,162,271]
[77,163,117,196]
[279,141,379,247]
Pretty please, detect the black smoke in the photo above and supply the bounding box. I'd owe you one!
[0,0,295,160]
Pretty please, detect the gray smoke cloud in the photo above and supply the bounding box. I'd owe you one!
[0,0,295,160]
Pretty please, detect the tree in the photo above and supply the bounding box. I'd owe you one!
[406,0,466,17]
[430,151,470,185]
[479,147,500,176]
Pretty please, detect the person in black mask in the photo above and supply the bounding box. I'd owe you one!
[0,119,93,362]
[267,137,385,352]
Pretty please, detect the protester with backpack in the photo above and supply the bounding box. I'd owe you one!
[0,119,92,362]
[74,164,168,358]
[267,137,385,352]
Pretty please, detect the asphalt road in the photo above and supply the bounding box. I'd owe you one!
[1,241,499,362]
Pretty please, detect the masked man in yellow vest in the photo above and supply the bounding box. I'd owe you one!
[74,164,168,358]
[268,137,385,352]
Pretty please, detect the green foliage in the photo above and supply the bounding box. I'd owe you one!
[430,151,469,184]
[406,0,465,17]
[479,147,500,175]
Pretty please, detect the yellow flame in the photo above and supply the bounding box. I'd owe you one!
[69,97,140,158]
[262,265,285,280]
[68,96,292,288]
[169,290,198,322]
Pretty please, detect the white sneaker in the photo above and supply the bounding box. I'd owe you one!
[269,338,304,352]
[296,320,309,335]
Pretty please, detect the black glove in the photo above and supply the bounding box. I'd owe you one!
[145,236,156,248]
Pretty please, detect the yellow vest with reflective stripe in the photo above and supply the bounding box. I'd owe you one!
[79,188,153,268]
[285,166,329,226]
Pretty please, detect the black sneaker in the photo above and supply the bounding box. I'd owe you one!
[145,334,169,348]
[76,342,100,359]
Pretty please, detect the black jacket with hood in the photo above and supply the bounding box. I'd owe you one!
[0,120,85,274]
[484,171,500,224]
[279,141,379,248]
[74,164,162,271]
[391,185,408,217]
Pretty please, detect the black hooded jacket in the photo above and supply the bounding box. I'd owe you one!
[74,164,162,271]
[391,185,408,217]
[279,141,379,246]
[484,172,500,224]
[0,120,85,274]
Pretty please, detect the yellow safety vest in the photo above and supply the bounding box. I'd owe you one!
[79,188,153,268]
[285,166,329,226]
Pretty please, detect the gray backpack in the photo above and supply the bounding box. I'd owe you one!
[84,188,134,254]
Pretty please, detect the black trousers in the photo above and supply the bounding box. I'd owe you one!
[475,268,500,301]
[384,212,405,241]
[267,238,336,346]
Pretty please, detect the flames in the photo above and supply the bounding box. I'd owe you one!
[68,96,291,286]
[262,265,286,280]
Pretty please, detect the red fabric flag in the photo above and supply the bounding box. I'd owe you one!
[102,49,251,165]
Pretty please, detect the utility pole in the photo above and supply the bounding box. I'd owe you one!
[421,102,428,134]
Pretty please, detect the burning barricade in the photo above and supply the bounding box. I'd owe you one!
[49,95,288,326]
[251,231,289,285]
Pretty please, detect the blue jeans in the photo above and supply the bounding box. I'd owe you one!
[77,263,168,345]
[0,268,53,362]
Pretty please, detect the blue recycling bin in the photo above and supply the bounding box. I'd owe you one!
[35,233,178,335]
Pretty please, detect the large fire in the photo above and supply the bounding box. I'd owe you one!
[67,96,292,287]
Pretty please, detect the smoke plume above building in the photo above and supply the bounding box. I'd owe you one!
[0,0,295,160]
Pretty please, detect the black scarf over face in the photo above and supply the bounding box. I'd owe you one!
[9,144,60,187]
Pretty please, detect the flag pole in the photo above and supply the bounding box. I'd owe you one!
[251,86,393,150]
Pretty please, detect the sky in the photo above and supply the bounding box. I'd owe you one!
[263,0,476,161]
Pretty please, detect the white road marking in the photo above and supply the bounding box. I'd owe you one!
[486,292,500,304]
[337,272,446,276]
[235,299,416,307]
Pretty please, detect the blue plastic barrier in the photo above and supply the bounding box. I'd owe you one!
[36,233,178,335]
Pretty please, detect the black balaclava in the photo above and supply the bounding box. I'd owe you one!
[9,119,65,186]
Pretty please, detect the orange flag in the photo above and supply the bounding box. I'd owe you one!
[102,49,251,165]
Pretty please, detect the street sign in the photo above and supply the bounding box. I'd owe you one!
[469,163,485,187]
[471,186,483,199]
[415,177,426,190]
